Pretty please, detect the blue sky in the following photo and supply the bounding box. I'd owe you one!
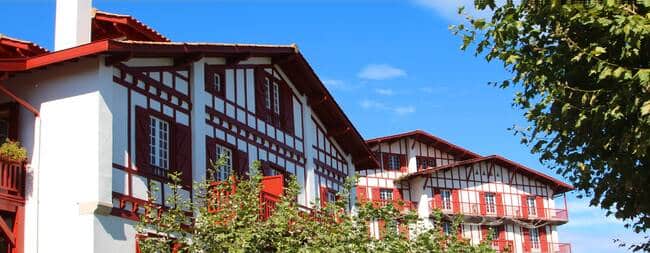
[1,1,647,252]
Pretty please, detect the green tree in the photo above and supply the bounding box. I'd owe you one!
[452,0,650,250]
[136,159,495,252]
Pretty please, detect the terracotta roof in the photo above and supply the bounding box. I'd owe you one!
[399,155,574,194]
[0,39,379,169]
[366,130,481,160]
[0,34,48,58]
[92,10,170,42]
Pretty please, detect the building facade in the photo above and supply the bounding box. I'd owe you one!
[357,130,573,253]
[0,2,376,252]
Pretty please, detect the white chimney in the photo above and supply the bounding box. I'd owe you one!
[54,0,92,51]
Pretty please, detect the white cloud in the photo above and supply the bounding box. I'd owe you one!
[394,106,416,115]
[375,88,395,96]
[322,79,345,88]
[360,99,387,110]
[412,0,494,22]
[358,64,407,80]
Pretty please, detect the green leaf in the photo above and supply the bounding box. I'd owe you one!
[642,101,650,116]
[592,46,607,56]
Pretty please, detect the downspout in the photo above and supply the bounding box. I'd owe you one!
[0,75,41,253]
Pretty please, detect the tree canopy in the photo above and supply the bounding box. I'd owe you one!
[136,161,495,252]
[453,0,650,250]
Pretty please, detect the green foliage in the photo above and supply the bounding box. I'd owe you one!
[136,158,495,252]
[0,139,27,162]
[452,0,650,251]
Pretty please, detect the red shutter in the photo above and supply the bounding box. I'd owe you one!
[399,223,409,239]
[498,225,505,241]
[479,192,487,215]
[536,196,545,218]
[173,122,192,187]
[357,186,368,202]
[382,153,390,171]
[371,188,380,201]
[393,188,402,201]
[205,137,216,180]
[539,226,549,253]
[377,219,386,239]
[281,84,294,134]
[234,151,249,180]
[320,186,328,207]
[135,107,150,174]
[254,69,267,117]
[522,228,531,252]
[451,189,460,213]
[399,154,408,173]
[521,195,529,218]
[432,188,441,209]
[496,192,504,216]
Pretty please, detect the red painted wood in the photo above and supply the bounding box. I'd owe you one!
[371,188,380,201]
[319,186,328,208]
[496,192,504,216]
[539,226,549,253]
[173,122,192,187]
[536,196,545,218]
[481,225,488,240]
[281,82,294,134]
[432,188,442,209]
[234,151,249,180]
[399,154,408,173]
[451,189,460,212]
[392,188,402,201]
[13,206,24,253]
[521,195,529,219]
[135,107,149,174]
[261,175,284,197]
[522,228,532,252]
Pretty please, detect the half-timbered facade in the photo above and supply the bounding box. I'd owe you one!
[358,130,573,253]
[0,2,376,252]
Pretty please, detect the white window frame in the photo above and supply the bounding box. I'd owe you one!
[272,82,280,114]
[379,189,393,201]
[485,193,497,214]
[214,144,233,181]
[530,228,540,249]
[264,77,272,110]
[387,155,400,170]
[441,189,453,210]
[528,196,537,216]
[149,116,169,171]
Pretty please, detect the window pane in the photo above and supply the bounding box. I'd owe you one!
[215,144,232,181]
[264,78,271,110]
[485,193,496,213]
[149,116,170,171]
[441,190,453,210]
[379,189,393,201]
[528,197,537,215]
[272,82,280,114]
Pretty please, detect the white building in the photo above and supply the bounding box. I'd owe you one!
[357,130,573,253]
[0,1,377,252]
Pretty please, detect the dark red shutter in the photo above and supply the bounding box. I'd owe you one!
[392,188,402,201]
[205,137,216,179]
[451,189,460,213]
[521,195,529,218]
[357,186,368,202]
[234,151,249,179]
[173,123,192,187]
[399,155,408,173]
[377,219,386,239]
[254,69,267,117]
[135,107,150,174]
[522,228,532,252]
[479,192,487,215]
[382,154,390,170]
[281,84,294,134]
[496,192,504,216]
[539,226,549,252]
[320,186,328,207]
[536,196,545,218]
[481,225,488,240]
[432,188,441,209]
[371,188,380,201]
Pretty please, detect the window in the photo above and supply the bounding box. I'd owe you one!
[427,159,437,168]
[416,157,437,170]
[379,189,393,201]
[264,77,272,110]
[213,73,222,94]
[325,190,337,203]
[530,228,540,249]
[272,82,280,114]
[387,155,401,170]
[214,144,232,181]
[484,193,496,214]
[527,196,537,216]
[149,116,169,172]
[442,222,453,235]
[441,189,453,210]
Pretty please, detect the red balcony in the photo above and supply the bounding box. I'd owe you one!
[429,200,568,223]
[548,243,572,253]
[0,158,26,202]
[491,240,514,252]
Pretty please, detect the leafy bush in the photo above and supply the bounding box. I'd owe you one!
[0,139,27,162]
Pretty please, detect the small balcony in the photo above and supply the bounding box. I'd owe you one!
[429,200,568,223]
[0,158,26,202]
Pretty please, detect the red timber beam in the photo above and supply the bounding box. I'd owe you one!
[0,216,15,246]
[0,73,39,116]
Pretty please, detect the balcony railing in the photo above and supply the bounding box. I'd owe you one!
[369,199,416,212]
[430,200,568,222]
[548,243,572,253]
[491,240,514,252]
[0,158,26,201]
